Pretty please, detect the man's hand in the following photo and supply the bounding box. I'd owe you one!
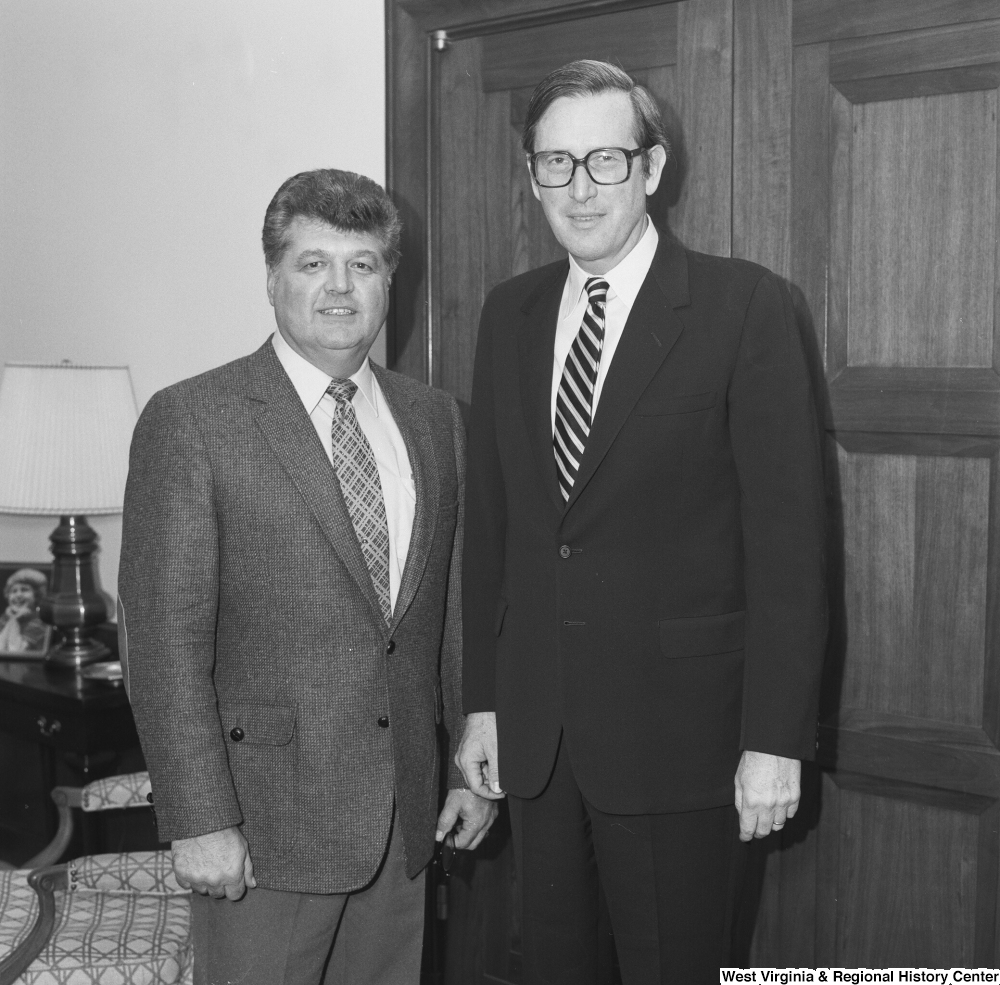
[456,711,504,799]
[734,750,801,842]
[172,826,255,900]
[436,788,499,851]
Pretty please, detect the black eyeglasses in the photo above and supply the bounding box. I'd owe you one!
[530,147,648,188]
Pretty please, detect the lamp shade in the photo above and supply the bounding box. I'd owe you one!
[0,362,138,515]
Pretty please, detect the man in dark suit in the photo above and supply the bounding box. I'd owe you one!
[458,61,827,983]
[120,168,495,985]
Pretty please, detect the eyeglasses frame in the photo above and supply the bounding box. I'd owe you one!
[529,146,650,188]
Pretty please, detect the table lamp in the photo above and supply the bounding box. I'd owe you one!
[0,362,138,669]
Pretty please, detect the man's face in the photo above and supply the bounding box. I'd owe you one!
[529,91,666,275]
[266,218,391,378]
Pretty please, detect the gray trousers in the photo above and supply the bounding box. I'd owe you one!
[190,810,425,985]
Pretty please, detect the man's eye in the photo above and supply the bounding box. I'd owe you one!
[592,152,615,164]
[304,261,323,270]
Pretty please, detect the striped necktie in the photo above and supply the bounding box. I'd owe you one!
[326,379,393,624]
[554,276,609,502]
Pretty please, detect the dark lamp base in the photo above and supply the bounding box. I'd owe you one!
[38,515,112,673]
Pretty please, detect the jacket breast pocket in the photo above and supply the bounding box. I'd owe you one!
[633,390,717,418]
[658,610,745,659]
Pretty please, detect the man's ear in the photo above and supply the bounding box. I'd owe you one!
[644,144,668,197]
[265,266,276,307]
[526,154,542,202]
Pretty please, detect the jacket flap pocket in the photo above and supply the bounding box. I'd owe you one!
[495,597,509,636]
[634,390,717,417]
[658,610,745,658]
[221,702,297,745]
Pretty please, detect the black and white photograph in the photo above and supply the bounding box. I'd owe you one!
[0,1,998,983]
[0,564,51,658]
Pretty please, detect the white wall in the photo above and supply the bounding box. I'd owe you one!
[0,0,386,604]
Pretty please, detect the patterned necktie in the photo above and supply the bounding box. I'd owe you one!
[326,379,392,624]
[554,276,609,502]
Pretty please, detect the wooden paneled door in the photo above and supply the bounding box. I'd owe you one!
[756,0,1000,968]
[387,0,1000,974]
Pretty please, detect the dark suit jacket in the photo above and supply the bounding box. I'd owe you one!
[120,341,465,893]
[463,232,827,815]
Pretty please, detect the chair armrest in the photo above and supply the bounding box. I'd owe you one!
[0,772,152,873]
[0,865,68,985]
[81,772,152,811]
[70,852,188,895]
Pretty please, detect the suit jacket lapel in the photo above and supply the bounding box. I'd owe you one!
[518,263,569,513]
[563,235,690,514]
[372,363,439,629]
[247,343,386,625]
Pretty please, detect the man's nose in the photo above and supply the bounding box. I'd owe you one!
[325,264,353,293]
[569,162,597,202]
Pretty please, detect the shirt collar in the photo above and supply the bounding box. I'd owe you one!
[565,215,659,310]
[271,331,379,416]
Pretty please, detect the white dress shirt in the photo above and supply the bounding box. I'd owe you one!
[271,332,416,613]
[550,216,659,434]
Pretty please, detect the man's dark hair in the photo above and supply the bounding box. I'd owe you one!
[262,169,402,273]
[521,60,669,177]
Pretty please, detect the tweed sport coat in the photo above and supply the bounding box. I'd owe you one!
[119,340,465,894]
[463,231,828,815]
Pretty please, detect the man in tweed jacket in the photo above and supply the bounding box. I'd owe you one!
[119,169,494,985]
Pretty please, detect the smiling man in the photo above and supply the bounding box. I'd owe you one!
[120,169,495,985]
[458,61,827,983]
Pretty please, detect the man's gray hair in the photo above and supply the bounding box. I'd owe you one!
[262,169,402,273]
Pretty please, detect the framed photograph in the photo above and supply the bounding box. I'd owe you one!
[0,563,53,659]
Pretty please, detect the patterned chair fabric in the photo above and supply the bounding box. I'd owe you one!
[0,853,191,985]
[79,774,152,813]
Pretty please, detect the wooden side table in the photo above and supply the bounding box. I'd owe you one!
[0,628,160,864]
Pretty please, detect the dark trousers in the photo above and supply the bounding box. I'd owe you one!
[190,805,425,985]
[508,736,745,985]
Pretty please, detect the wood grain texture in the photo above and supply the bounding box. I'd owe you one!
[827,87,852,377]
[386,1,430,380]
[509,126,565,277]
[481,5,678,91]
[815,770,841,965]
[672,0,732,256]
[733,0,792,277]
[835,787,977,965]
[975,802,1000,965]
[834,63,1000,104]
[833,430,998,458]
[848,92,996,369]
[794,0,1000,46]
[817,718,1000,799]
[829,367,1000,435]
[791,41,830,366]
[401,0,675,35]
[484,90,515,301]
[826,761,997,811]
[436,37,488,404]
[839,446,989,727]
[986,453,1000,755]
[830,19,1000,83]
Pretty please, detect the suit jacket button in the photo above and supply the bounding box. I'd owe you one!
[378,716,390,728]
[386,640,396,655]
[230,727,245,742]
[559,544,571,559]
